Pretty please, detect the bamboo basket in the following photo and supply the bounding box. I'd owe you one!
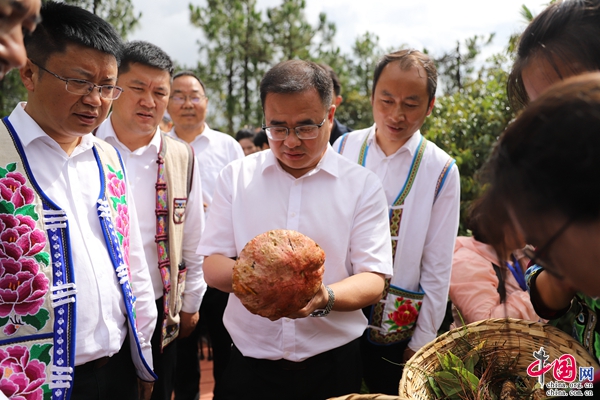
[399,318,600,399]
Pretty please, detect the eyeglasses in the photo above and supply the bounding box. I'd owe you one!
[522,218,573,275]
[170,94,207,105]
[262,117,327,141]
[30,60,123,100]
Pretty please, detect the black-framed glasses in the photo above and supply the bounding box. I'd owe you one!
[262,116,327,141]
[523,218,573,273]
[30,60,123,100]
[170,94,207,105]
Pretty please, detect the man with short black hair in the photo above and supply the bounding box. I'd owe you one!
[334,49,460,394]
[1,3,156,399]
[199,59,393,399]
[96,40,206,400]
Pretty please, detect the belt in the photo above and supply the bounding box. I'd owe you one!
[75,356,110,372]
[233,338,360,371]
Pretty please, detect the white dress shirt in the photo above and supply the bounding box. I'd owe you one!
[197,147,393,361]
[96,119,207,313]
[334,125,460,351]
[8,103,156,367]
[168,124,243,213]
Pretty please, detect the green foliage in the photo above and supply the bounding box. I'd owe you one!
[60,0,141,38]
[433,34,495,95]
[422,55,515,235]
[190,0,273,132]
[429,350,481,399]
[0,69,28,118]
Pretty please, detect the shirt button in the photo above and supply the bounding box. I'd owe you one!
[290,212,296,217]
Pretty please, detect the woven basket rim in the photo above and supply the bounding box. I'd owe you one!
[399,318,599,398]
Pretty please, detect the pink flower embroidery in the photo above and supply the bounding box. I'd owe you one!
[0,214,46,260]
[0,345,46,400]
[0,172,35,209]
[107,172,126,199]
[0,258,49,318]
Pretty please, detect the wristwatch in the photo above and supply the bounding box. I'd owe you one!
[310,286,335,317]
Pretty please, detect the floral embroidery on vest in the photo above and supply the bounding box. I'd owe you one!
[385,297,423,332]
[0,343,51,399]
[106,164,130,268]
[0,163,50,337]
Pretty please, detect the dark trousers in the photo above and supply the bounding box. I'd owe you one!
[174,287,232,400]
[151,297,178,400]
[71,335,138,400]
[220,339,362,400]
[360,331,409,395]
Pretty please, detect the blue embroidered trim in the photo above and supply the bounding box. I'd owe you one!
[3,117,76,400]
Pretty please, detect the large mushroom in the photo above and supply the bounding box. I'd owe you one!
[232,229,326,320]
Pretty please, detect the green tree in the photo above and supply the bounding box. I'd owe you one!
[190,0,270,133]
[334,32,383,130]
[0,70,28,117]
[60,0,141,38]
[422,54,515,234]
[433,34,495,94]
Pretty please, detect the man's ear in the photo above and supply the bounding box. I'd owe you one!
[334,95,343,108]
[328,104,337,123]
[426,97,436,116]
[20,60,36,91]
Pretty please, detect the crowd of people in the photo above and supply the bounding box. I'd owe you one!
[1,1,600,400]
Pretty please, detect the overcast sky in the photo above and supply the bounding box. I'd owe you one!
[129,0,546,68]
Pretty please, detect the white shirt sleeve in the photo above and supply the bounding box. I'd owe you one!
[409,164,460,351]
[181,157,207,312]
[197,163,237,257]
[126,184,157,370]
[349,176,394,277]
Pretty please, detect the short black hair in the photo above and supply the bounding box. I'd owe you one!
[260,60,333,111]
[119,41,174,77]
[172,70,206,93]
[235,128,255,142]
[253,130,268,148]
[25,1,123,66]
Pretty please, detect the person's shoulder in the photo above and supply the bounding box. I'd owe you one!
[332,125,372,151]
[206,127,238,143]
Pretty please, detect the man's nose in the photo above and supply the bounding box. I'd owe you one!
[0,30,28,70]
[283,130,301,148]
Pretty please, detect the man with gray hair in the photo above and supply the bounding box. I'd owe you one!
[198,59,393,399]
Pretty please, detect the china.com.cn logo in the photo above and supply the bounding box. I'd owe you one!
[526,346,595,397]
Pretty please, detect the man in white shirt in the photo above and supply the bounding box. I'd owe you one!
[0,3,156,400]
[334,49,460,394]
[0,0,41,80]
[199,59,393,400]
[167,71,243,400]
[96,41,206,400]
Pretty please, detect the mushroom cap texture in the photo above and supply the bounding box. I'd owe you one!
[232,229,326,320]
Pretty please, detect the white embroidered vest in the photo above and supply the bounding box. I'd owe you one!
[0,118,156,400]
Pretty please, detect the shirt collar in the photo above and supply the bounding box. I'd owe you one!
[104,114,162,155]
[260,144,339,179]
[8,102,95,153]
[170,123,212,144]
[369,123,423,158]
